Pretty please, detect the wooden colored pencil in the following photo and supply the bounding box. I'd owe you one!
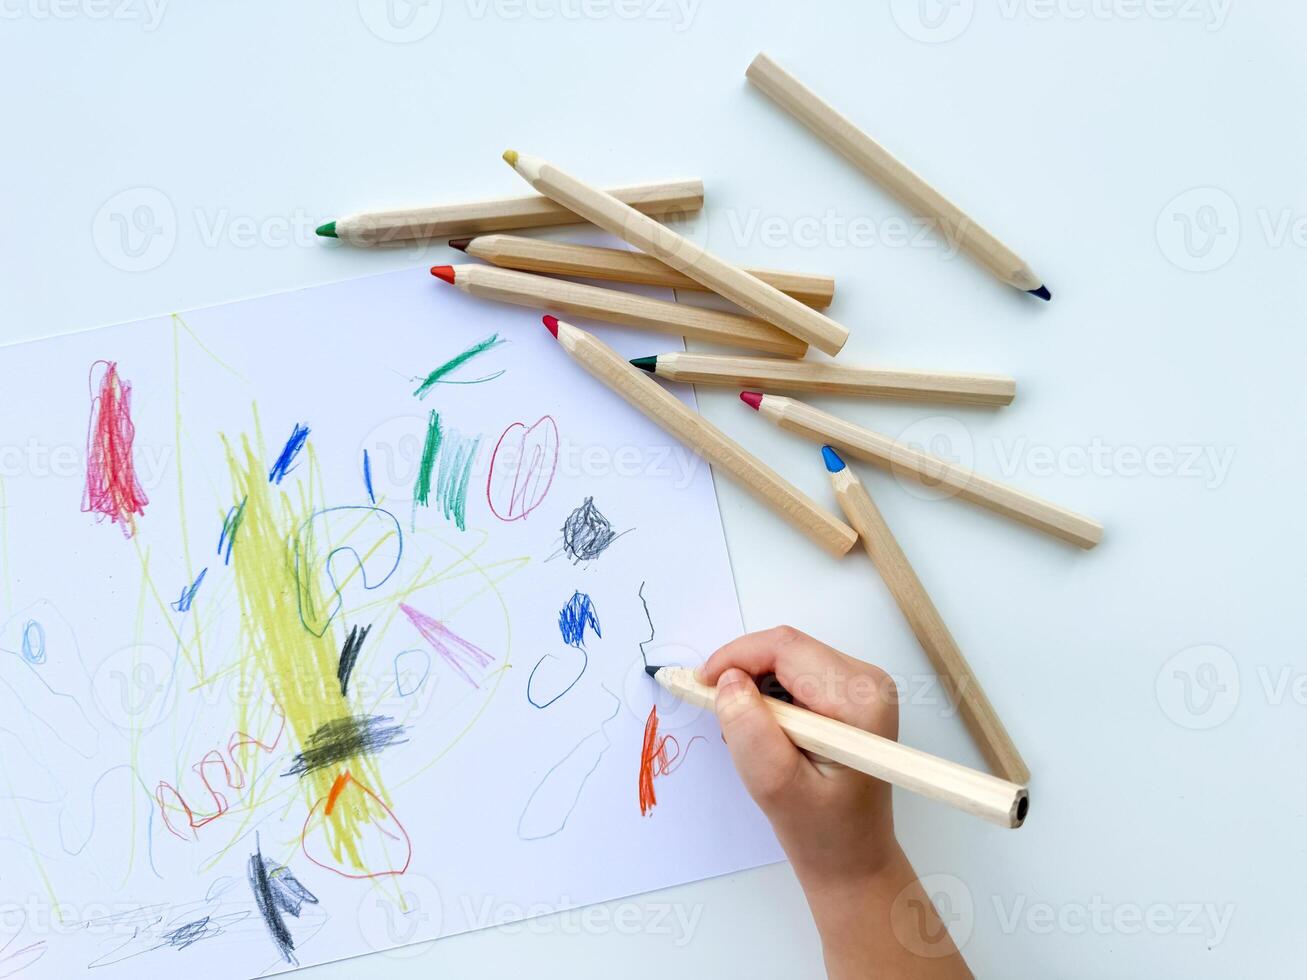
[543,317,856,557]
[746,53,1050,301]
[649,665,1028,828]
[450,234,836,308]
[317,179,704,247]
[431,264,807,358]
[631,351,1015,407]
[503,151,851,356]
[744,393,1102,549]
[824,446,1030,785]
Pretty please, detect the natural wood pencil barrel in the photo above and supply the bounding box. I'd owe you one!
[438,264,807,357]
[643,352,1015,406]
[505,151,852,355]
[829,464,1030,784]
[653,666,1028,828]
[329,179,704,246]
[746,53,1046,296]
[752,395,1102,549]
[549,319,856,556]
[457,235,836,308]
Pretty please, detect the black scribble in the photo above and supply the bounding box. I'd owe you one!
[336,623,372,696]
[83,902,253,967]
[159,916,223,950]
[283,714,408,777]
[553,497,630,564]
[248,837,319,966]
[638,581,655,670]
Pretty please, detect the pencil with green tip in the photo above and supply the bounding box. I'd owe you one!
[822,444,1030,785]
[502,150,852,356]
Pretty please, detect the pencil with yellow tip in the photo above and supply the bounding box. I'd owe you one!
[503,150,852,356]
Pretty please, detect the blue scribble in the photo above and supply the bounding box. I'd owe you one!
[268,423,310,484]
[171,568,208,613]
[363,449,375,504]
[19,621,46,665]
[527,649,587,709]
[394,648,430,697]
[218,497,248,565]
[558,592,601,649]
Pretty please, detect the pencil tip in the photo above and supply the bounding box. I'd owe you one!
[502,149,519,166]
[315,221,337,239]
[1028,285,1052,302]
[542,315,559,338]
[821,445,846,473]
[447,237,472,252]
[429,265,456,284]
[740,391,763,411]
[644,664,661,678]
[630,356,657,373]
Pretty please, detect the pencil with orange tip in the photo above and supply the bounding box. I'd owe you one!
[742,392,1102,549]
[823,445,1029,785]
[430,264,807,357]
[542,316,856,557]
[502,151,851,356]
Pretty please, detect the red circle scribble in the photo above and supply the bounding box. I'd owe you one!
[300,771,412,880]
[486,415,560,522]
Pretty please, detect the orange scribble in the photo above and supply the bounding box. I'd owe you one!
[324,770,351,816]
[638,704,704,817]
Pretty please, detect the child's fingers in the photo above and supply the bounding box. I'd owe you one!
[713,668,812,809]
[700,627,896,737]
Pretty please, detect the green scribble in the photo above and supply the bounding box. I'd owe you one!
[414,411,443,506]
[413,334,505,398]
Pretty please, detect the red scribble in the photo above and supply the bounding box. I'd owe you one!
[301,771,412,880]
[399,602,494,687]
[81,360,149,537]
[638,704,705,817]
[155,704,286,841]
[486,415,559,521]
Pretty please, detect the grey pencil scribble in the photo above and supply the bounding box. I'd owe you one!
[549,497,631,565]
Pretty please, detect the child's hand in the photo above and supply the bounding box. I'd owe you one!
[700,627,971,980]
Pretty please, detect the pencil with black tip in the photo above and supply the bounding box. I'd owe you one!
[451,234,836,308]
[541,316,855,557]
[746,53,1050,301]
[430,264,807,357]
[631,351,1015,407]
[316,179,703,246]
[742,392,1102,549]
[822,445,1029,785]
[645,663,1028,828]
[502,150,851,356]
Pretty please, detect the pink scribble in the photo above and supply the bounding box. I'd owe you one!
[399,603,495,687]
[486,415,559,521]
[82,360,149,537]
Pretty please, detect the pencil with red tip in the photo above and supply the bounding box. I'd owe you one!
[822,445,1030,785]
[540,316,856,557]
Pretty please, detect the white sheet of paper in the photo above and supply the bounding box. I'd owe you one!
[0,267,782,977]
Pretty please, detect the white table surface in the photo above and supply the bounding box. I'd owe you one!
[5,2,1304,977]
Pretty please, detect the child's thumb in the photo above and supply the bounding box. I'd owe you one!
[713,667,803,806]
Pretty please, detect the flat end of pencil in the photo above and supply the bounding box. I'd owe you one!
[1028,285,1052,302]
[447,237,472,252]
[430,265,456,285]
[542,315,559,338]
[740,391,763,411]
[821,445,846,473]
[502,149,519,167]
[630,356,657,373]
[644,664,661,678]
[315,221,337,239]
